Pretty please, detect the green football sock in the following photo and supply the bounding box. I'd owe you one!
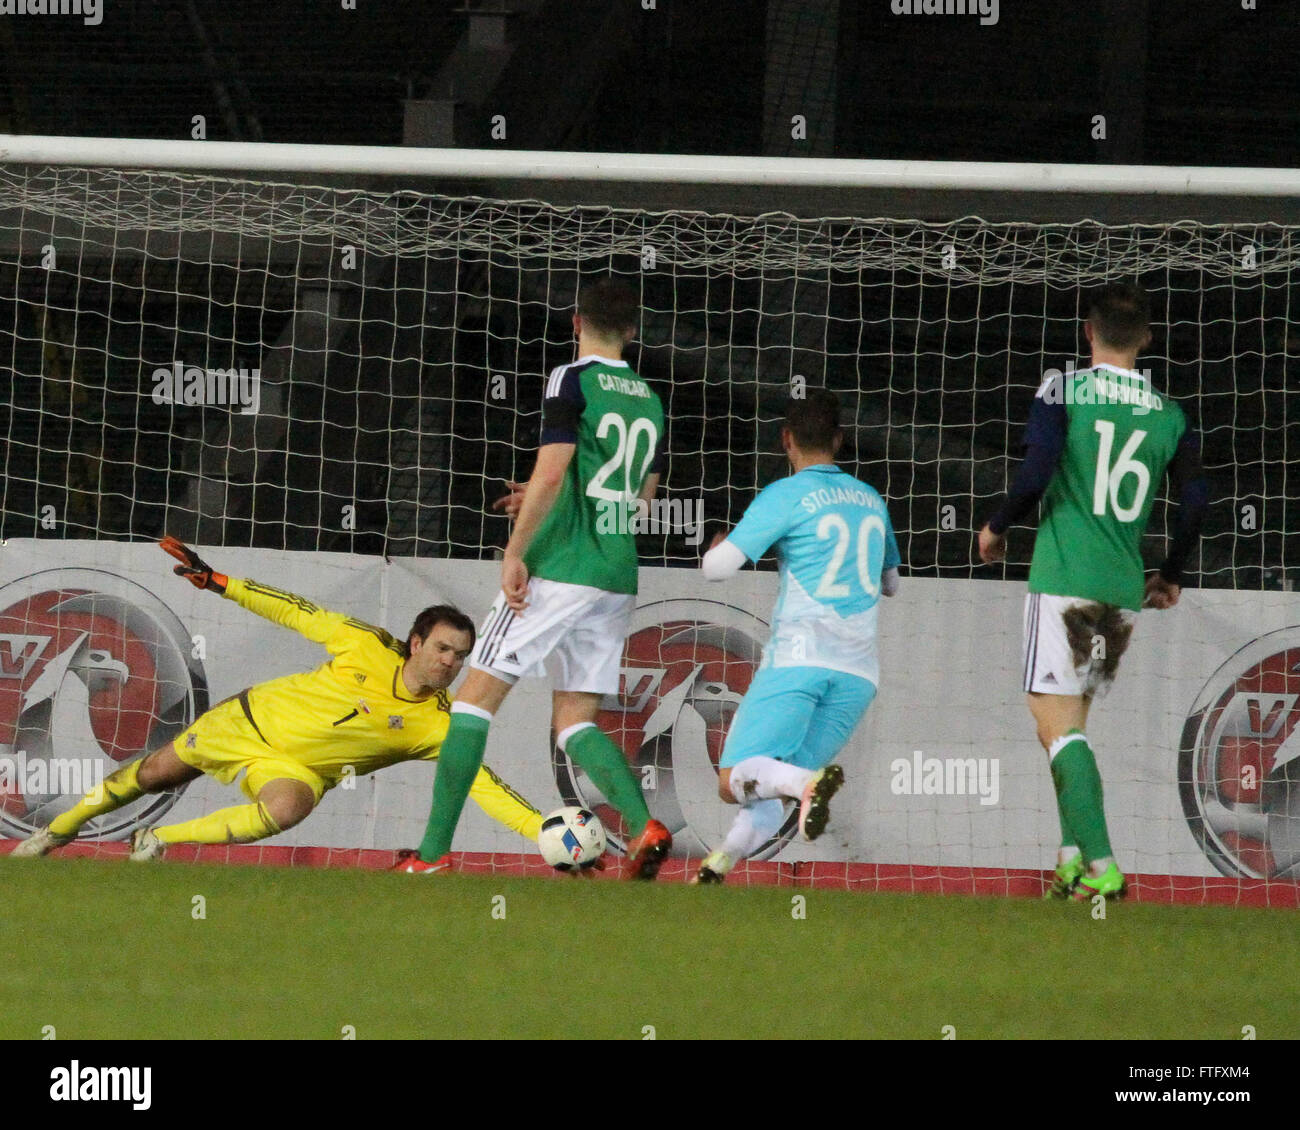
[565,725,652,837]
[1054,789,1079,855]
[1049,730,1113,865]
[418,711,490,862]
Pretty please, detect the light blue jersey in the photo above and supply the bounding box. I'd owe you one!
[727,464,900,685]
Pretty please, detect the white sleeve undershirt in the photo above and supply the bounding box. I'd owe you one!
[701,539,748,581]
[704,544,899,594]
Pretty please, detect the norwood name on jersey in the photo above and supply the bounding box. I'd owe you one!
[1037,367,1164,414]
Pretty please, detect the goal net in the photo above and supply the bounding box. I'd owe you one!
[0,155,1297,902]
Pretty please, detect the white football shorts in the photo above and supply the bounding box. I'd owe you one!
[470,577,634,695]
[1022,592,1137,699]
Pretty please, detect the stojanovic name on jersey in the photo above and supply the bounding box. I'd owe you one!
[799,485,881,514]
[49,1061,151,1110]
[1037,366,1163,415]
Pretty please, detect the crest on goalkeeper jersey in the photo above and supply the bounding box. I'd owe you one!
[1180,627,1300,881]
[551,598,798,859]
[0,569,208,837]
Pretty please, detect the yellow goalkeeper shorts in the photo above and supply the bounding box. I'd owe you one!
[172,694,328,805]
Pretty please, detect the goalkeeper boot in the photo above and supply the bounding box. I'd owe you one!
[622,819,672,880]
[799,764,844,841]
[1043,854,1085,899]
[391,850,453,874]
[690,850,733,885]
[128,828,165,862]
[9,827,74,858]
[1073,860,1127,901]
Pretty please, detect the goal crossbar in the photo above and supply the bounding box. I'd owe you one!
[2,134,1299,196]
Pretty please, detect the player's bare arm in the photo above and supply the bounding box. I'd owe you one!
[495,463,654,532]
[502,442,575,611]
[492,479,528,519]
[978,523,1006,563]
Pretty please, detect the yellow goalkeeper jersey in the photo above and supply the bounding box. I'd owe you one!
[221,577,539,835]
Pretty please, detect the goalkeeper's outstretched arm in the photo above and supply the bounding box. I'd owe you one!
[159,537,360,648]
[468,763,544,842]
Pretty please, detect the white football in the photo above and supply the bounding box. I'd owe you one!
[538,806,607,871]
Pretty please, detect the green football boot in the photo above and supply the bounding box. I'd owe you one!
[1073,861,1127,901]
[1043,854,1085,900]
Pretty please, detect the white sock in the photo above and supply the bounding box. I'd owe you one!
[1087,855,1114,877]
[555,721,595,751]
[718,799,786,862]
[727,756,813,802]
[1057,845,1082,868]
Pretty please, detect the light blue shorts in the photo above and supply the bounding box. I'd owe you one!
[718,665,877,771]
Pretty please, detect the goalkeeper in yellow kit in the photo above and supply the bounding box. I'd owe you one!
[13,538,543,861]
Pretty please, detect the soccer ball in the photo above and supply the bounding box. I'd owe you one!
[538,806,606,871]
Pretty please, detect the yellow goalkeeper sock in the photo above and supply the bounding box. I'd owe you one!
[48,758,144,838]
[152,802,281,845]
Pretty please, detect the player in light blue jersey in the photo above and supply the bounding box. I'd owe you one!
[693,388,901,883]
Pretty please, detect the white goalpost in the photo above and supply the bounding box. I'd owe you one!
[5,133,1300,192]
[0,134,1297,902]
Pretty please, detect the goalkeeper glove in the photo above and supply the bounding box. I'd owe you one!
[160,536,228,594]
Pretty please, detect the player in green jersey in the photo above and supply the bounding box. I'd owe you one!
[979,283,1208,901]
[399,277,674,878]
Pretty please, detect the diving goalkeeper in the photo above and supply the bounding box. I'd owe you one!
[13,538,543,861]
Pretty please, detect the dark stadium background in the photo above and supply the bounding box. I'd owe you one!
[0,0,1296,588]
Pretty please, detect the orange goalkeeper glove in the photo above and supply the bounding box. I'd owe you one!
[160,536,228,594]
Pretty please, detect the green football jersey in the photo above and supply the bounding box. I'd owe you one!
[525,356,665,595]
[1028,364,1186,610]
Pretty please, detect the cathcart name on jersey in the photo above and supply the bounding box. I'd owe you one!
[594,496,704,545]
[596,373,653,398]
[1037,368,1163,415]
[800,485,886,514]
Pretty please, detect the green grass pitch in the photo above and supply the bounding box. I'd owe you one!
[2,857,1294,1040]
